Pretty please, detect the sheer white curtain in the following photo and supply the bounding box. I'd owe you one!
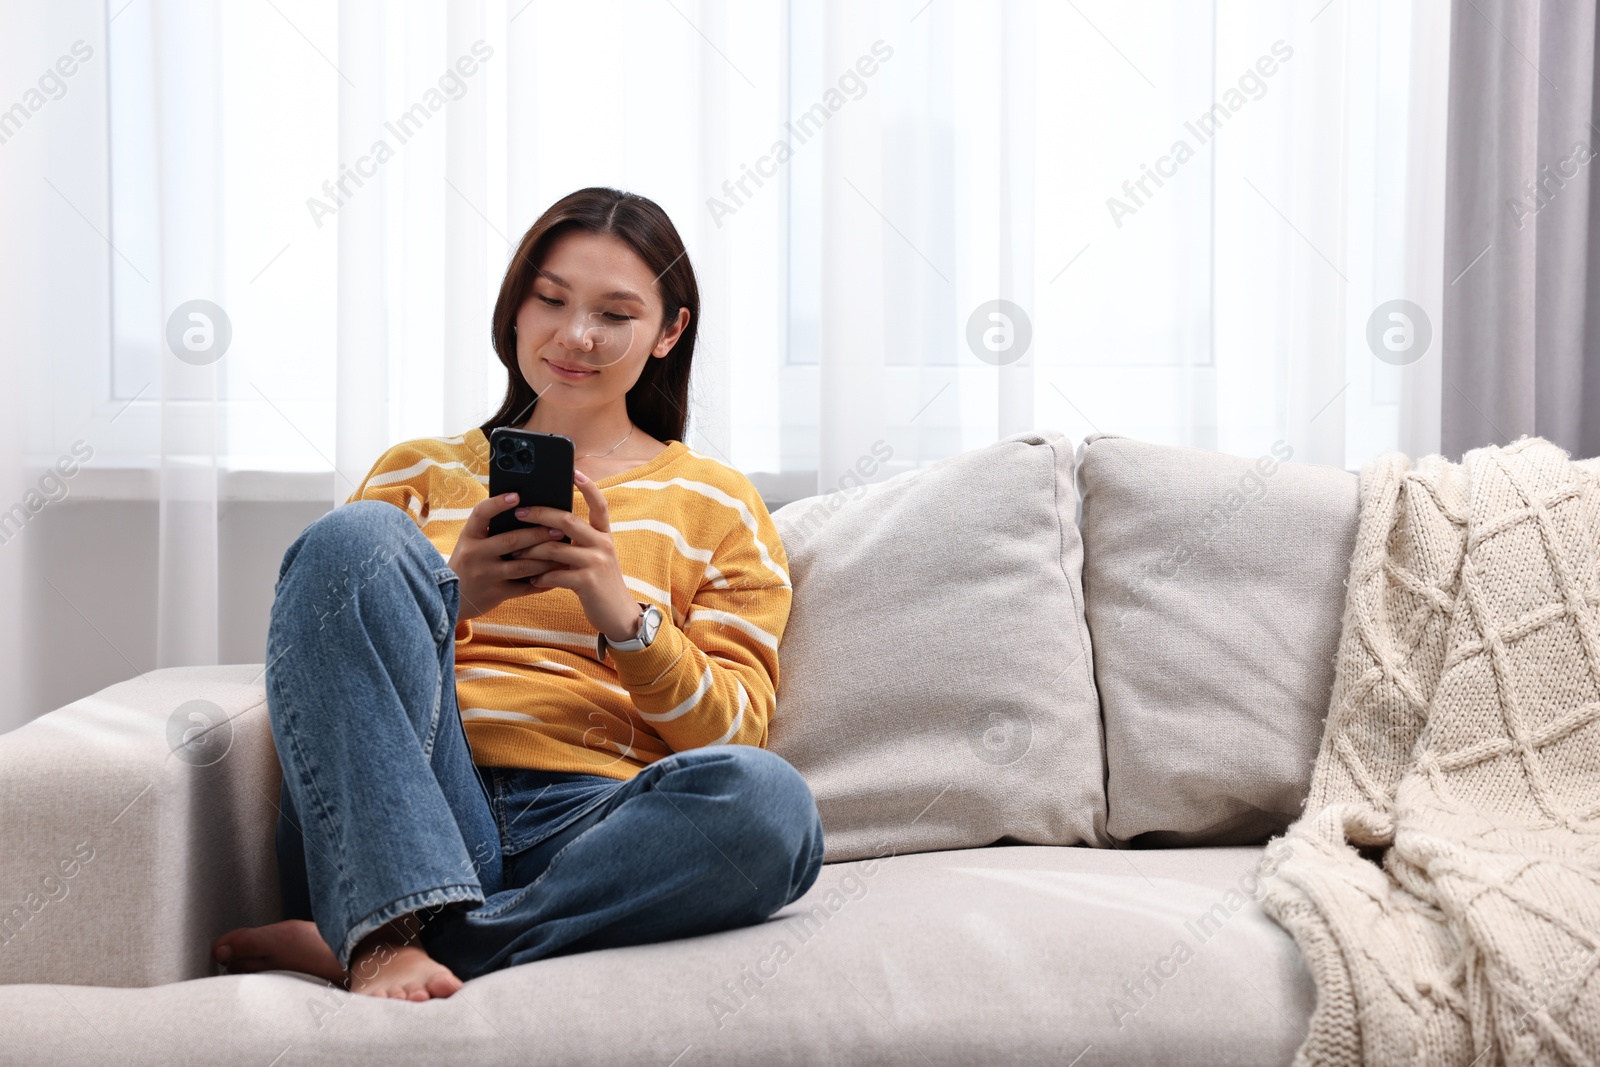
[1,0,1450,732]
[779,0,1450,481]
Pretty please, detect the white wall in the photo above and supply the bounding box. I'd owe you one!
[5,481,807,734]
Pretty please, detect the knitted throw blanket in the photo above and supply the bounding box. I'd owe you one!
[1258,438,1600,1066]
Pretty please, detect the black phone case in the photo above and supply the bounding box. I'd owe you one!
[486,428,575,556]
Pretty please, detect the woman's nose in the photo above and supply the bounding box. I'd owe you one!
[561,311,596,351]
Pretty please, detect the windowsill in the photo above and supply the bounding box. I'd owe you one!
[62,466,340,503]
[56,464,822,509]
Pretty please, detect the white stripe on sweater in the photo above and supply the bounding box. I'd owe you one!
[636,666,713,723]
[614,477,789,586]
[688,608,780,651]
[707,682,749,746]
[589,675,632,699]
[609,520,729,589]
[623,575,675,613]
[610,519,712,563]
[455,666,522,681]
[469,622,595,651]
[461,707,545,725]
[366,456,475,488]
[461,657,630,700]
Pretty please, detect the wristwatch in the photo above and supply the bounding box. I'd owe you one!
[597,602,662,661]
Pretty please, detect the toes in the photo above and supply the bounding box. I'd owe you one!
[343,948,459,1003]
[214,929,265,967]
[425,970,463,999]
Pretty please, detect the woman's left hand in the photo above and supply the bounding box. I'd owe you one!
[510,470,643,642]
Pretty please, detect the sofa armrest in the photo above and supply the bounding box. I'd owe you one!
[0,665,282,988]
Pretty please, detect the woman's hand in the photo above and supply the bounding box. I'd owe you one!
[447,493,567,622]
[508,471,643,642]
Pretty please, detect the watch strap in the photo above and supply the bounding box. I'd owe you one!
[598,603,657,661]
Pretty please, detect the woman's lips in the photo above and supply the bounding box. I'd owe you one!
[546,360,596,381]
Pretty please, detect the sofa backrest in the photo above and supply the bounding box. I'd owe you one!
[767,429,1359,855]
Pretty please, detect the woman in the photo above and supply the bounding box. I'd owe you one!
[212,187,823,1001]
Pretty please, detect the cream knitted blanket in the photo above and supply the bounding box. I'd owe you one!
[1259,437,1600,1066]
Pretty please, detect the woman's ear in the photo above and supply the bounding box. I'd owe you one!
[652,306,691,358]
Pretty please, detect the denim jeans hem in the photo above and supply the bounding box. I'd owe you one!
[337,884,485,973]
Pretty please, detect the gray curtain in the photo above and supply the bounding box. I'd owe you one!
[1445,0,1600,461]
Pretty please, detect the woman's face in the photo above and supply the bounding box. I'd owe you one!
[513,230,687,418]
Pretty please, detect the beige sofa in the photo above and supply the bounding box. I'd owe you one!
[0,431,1360,1066]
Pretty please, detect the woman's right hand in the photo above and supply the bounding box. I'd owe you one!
[448,493,567,622]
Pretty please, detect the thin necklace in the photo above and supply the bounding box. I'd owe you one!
[578,422,635,460]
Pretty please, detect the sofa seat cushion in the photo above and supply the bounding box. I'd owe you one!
[3,845,1313,1066]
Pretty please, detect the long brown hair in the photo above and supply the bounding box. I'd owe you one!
[482,187,699,443]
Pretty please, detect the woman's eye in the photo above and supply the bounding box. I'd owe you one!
[538,295,562,307]
[603,313,633,322]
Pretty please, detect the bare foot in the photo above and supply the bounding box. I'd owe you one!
[348,941,464,1001]
[344,913,464,1002]
[213,919,346,986]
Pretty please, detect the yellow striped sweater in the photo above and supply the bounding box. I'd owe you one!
[343,428,791,781]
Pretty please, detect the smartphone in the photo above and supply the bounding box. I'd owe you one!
[486,427,575,560]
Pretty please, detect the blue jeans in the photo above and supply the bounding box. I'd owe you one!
[267,500,825,982]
